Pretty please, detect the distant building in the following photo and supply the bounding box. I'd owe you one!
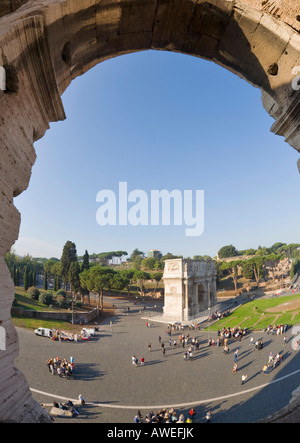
[148,249,162,260]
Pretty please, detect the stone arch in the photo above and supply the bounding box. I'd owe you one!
[0,0,300,422]
[197,283,206,311]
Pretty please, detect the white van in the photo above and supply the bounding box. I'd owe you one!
[81,328,95,336]
[34,327,54,338]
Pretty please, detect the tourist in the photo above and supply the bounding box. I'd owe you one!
[205,411,212,423]
[234,349,239,363]
[189,408,196,419]
[232,363,238,373]
[177,414,185,423]
[241,374,248,385]
[134,414,140,423]
[223,345,229,354]
[148,343,152,352]
[262,364,270,375]
[140,357,145,366]
[78,394,85,405]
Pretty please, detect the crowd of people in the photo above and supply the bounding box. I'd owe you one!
[133,407,211,423]
[208,310,230,321]
[262,352,283,374]
[52,400,80,417]
[265,324,289,335]
[46,356,75,378]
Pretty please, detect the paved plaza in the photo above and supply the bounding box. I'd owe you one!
[14,296,300,423]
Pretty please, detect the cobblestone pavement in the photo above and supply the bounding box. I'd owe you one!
[14,296,300,423]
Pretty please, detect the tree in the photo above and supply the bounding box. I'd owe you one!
[133,270,150,296]
[81,250,90,271]
[193,255,212,261]
[120,269,135,296]
[290,259,300,280]
[80,266,116,316]
[161,252,181,261]
[23,266,29,291]
[241,261,254,280]
[68,261,81,298]
[51,262,62,292]
[142,257,157,270]
[221,261,242,292]
[60,241,78,290]
[111,272,129,294]
[247,257,265,287]
[151,272,163,292]
[43,271,48,290]
[217,245,238,259]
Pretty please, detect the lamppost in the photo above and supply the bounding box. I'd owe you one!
[207,306,211,343]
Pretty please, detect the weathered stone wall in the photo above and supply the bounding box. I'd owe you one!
[0,0,299,422]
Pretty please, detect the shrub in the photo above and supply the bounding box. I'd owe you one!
[56,289,67,297]
[56,295,67,308]
[27,286,40,300]
[39,291,53,306]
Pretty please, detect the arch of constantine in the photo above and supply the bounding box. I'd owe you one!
[163,259,217,321]
[0,0,299,422]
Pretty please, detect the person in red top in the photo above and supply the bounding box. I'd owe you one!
[140,357,145,366]
[189,408,196,419]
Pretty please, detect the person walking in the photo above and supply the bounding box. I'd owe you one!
[234,349,239,363]
[241,374,248,385]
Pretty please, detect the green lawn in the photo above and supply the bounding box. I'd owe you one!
[14,290,53,311]
[12,316,80,332]
[12,287,81,332]
[207,294,300,331]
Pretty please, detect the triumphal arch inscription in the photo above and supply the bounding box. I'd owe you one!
[163,259,217,321]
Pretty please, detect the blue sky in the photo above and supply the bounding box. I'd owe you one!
[13,49,299,259]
